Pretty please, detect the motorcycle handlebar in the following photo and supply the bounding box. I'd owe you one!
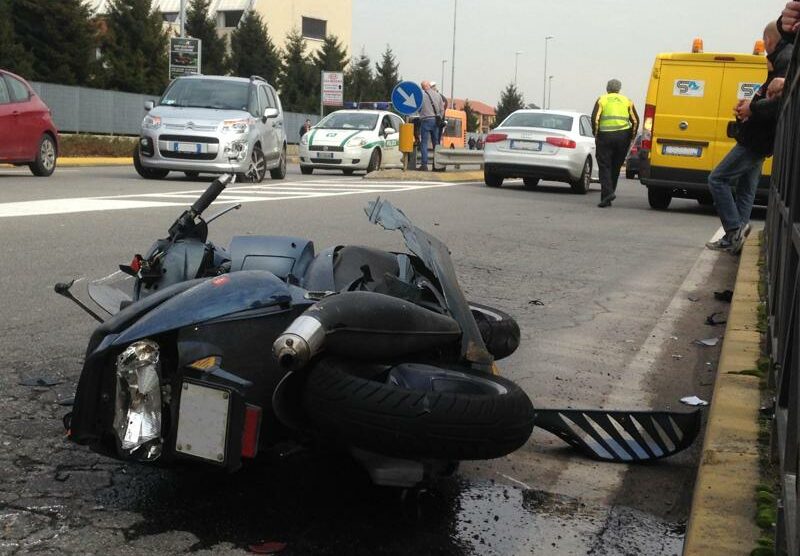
[191,174,232,216]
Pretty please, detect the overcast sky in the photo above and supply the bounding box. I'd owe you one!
[352,0,783,113]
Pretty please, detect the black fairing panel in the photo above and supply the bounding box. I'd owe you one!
[229,236,315,281]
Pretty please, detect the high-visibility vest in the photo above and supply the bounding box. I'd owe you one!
[597,93,633,132]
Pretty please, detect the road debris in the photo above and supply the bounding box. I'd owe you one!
[18,377,62,387]
[680,396,709,407]
[694,337,720,347]
[248,541,288,554]
[705,312,727,326]
[714,290,733,302]
[528,299,545,306]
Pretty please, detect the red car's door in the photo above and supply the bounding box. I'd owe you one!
[0,76,15,159]
[4,74,39,160]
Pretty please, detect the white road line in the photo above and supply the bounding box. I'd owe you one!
[0,180,459,218]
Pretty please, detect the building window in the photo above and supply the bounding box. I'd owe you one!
[162,12,178,22]
[222,10,244,28]
[302,17,326,40]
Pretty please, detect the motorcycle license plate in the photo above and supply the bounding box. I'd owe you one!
[317,152,335,159]
[175,381,230,463]
[510,140,542,151]
[174,142,205,154]
[662,145,702,157]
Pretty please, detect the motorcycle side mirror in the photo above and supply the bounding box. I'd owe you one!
[144,100,154,112]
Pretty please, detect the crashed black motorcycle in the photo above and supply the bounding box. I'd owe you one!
[58,175,701,487]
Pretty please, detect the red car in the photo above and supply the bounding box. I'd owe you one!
[0,69,59,176]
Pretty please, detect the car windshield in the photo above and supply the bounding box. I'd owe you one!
[316,112,378,130]
[159,79,250,111]
[502,113,573,131]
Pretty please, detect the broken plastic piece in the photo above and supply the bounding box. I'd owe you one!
[695,337,720,347]
[714,290,734,302]
[529,299,545,306]
[680,396,709,406]
[687,296,699,302]
[672,354,683,360]
[248,541,287,554]
[705,312,727,326]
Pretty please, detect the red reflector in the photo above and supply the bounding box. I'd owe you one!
[485,133,507,143]
[241,404,262,459]
[130,255,141,273]
[546,137,576,148]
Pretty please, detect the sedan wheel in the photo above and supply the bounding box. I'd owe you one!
[570,158,591,194]
[270,145,287,180]
[366,149,382,173]
[240,146,266,183]
[29,134,57,177]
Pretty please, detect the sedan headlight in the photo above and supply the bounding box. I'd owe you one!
[346,136,367,147]
[221,118,250,134]
[113,340,162,461]
[142,115,162,129]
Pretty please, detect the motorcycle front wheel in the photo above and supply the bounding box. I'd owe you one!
[302,357,534,461]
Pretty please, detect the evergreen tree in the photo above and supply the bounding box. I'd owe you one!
[227,11,280,83]
[463,100,480,132]
[313,34,348,72]
[279,29,316,113]
[0,0,34,77]
[185,0,227,75]
[311,34,348,115]
[494,83,525,126]
[98,0,169,94]
[344,50,375,104]
[373,45,400,100]
[10,0,95,85]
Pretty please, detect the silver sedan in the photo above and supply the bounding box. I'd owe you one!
[483,110,599,193]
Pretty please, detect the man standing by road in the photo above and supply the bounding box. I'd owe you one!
[592,79,639,208]
[298,119,312,139]
[418,80,445,171]
[705,21,791,254]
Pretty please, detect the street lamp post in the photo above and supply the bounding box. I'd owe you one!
[514,51,523,87]
[548,75,554,109]
[450,0,457,107]
[441,59,447,92]
[542,35,553,109]
[179,0,186,37]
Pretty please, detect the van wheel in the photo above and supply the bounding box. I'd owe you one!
[29,134,57,177]
[523,177,539,189]
[270,144,287,180]
[648,188,672,210]
[239,146,266,183]
[133,147,169,179]
[570,158,591,194]
[697,195,714,206]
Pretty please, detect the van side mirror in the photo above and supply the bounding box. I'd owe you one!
[144,101,154,111]
[264,108,279,119]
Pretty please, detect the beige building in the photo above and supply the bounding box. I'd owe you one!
[88,0,352,55]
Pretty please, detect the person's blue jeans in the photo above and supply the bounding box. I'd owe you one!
[420,117,440,168]
[708,143,764,234]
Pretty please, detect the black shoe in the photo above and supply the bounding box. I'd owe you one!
[417,166,429,171]
[598,200,611,208]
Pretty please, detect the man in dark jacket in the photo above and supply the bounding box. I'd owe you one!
[706,21,791,254]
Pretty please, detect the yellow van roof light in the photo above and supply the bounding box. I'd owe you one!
[754,39,765,55]
[691,38,704,53]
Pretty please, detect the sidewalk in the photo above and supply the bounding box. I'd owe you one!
[683,233,763,555]
[365,168,483,182]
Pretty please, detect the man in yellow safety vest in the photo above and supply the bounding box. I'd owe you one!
[591,79,639,207]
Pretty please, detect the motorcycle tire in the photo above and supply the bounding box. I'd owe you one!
[470,302,520,360]
[302,357,534,461]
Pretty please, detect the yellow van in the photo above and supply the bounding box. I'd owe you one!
[639,43,769,209]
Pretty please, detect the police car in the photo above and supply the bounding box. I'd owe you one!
[299,109,404,175]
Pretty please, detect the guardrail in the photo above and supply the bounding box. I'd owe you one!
[30,81,319,143]
[432,146,484,169]
[764,38,800,556]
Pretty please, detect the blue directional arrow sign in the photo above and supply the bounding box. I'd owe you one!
[391,81,424,116]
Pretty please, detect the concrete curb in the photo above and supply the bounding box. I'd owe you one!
[364,169,483,182]
[58,157,133,166]
[683,233,763,556]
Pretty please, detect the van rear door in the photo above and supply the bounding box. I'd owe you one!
[715,58,768,169]
[650,59,724,175]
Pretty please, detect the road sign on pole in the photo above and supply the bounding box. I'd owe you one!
[391,81,424,116]
[321,71,344,106]
[169,37,201,80]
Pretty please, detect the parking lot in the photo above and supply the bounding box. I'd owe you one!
[0,163,750,555]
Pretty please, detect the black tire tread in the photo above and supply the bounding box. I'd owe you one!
[302,358,534,461]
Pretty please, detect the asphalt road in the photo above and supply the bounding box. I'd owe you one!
[0,164,749,555]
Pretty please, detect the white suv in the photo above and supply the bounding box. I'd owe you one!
[134,75,287,182]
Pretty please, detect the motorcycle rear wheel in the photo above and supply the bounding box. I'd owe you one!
[302,357,534,461]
